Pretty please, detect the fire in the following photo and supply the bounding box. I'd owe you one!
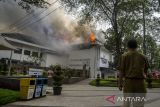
[89,32,96,44]
[84,32,96,48]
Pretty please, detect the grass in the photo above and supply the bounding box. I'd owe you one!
[89,78,160,88]
[0,88,20,105]
[89,79,118,87]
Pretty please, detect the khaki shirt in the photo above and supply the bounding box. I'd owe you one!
[118,51,149,79]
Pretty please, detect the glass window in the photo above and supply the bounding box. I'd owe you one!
[32,52,38,57]
[14,48,22,54]
[24,50,31,56]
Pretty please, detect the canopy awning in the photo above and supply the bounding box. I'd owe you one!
[0,35,16,50]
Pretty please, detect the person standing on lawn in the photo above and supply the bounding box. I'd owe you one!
[118,39,149,107]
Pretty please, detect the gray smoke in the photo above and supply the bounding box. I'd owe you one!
[0,0,91,52]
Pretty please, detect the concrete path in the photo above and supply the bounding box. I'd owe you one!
[3,79,160,107]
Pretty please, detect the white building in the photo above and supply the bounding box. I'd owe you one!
[68,40,113,78]
[0,33,113,78]
[0,33,68,67]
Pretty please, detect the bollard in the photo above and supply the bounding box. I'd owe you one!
[96,74,100,86]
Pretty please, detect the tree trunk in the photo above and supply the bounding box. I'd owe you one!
[143,1,146,55]
[113,1,122,67]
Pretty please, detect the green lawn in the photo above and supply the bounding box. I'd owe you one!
[89,79,160,88]
[89,79,117,87]
[0,88,20,105]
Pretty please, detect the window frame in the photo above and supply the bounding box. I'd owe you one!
[24,50,31,56]
[14,48,22,54]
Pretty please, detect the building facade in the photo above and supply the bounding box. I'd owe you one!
[68,41,113,78]
[0,33,113,78]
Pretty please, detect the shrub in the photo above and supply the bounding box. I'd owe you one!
[152,79,160,83]
[64,68,72,79]
[0,64,8,75]
[89,79,118,87]
[10,67,17,76]
[42,71,48,77]
[52,65,64,87]
[108,76,115,78]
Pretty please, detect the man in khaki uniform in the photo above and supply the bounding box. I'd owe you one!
[118,39,149,107]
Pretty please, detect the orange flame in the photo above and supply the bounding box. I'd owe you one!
[89,32,96,43]
[84,32,96,47]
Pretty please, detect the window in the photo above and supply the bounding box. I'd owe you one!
[24,50,31,56]
[14,49,22,54]
[32,52,38,57]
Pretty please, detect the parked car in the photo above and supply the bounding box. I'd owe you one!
[150,71,160,79]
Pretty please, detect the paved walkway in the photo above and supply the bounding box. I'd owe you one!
[3,79,160,107]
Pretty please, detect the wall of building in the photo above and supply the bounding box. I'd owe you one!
[68,47,101,78]
[68,46,113,78]
[0,50,11,59]
[0,42,42,63]
[0,48,40,61]
[41,53,68,67]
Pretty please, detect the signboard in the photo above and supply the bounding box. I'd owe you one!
[29,68,43,76]
[99,51,109,68]
[100,58,108,68]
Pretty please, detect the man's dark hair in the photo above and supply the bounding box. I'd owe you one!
[127,39,138,49]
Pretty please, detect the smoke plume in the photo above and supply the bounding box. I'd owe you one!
[0,0,92,52]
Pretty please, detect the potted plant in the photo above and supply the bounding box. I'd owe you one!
[52,65,64,95]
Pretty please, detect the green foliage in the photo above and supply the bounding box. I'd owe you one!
[149,78,160,88]
[64,67,72,79]
[42,71,48,77]
[10,67,17,76]
[0,0,50,10]
[107,76,116,78]
[61,0,160,68]
[0,88,20,105]
[52,65,64,87]
[152,79,160,83]
[90,78,160,88]
[89,79,118,87]
[0,64,8,76]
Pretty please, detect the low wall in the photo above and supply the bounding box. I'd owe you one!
[0,77,20,91]
[47,77,86,86]
[0,76,31,91]
[0,76,87,88]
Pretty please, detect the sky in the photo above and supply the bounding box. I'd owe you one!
[153,12,160,17]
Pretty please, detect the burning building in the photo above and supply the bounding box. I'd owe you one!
[68,34,114,78]
[0,32,113,78]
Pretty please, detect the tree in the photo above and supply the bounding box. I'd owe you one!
[0,0,50,10]
[141,0,159,55]
[145,35,157,70]
[60,0,145,66]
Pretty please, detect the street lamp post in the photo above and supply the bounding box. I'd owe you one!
[8,50,13,76]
